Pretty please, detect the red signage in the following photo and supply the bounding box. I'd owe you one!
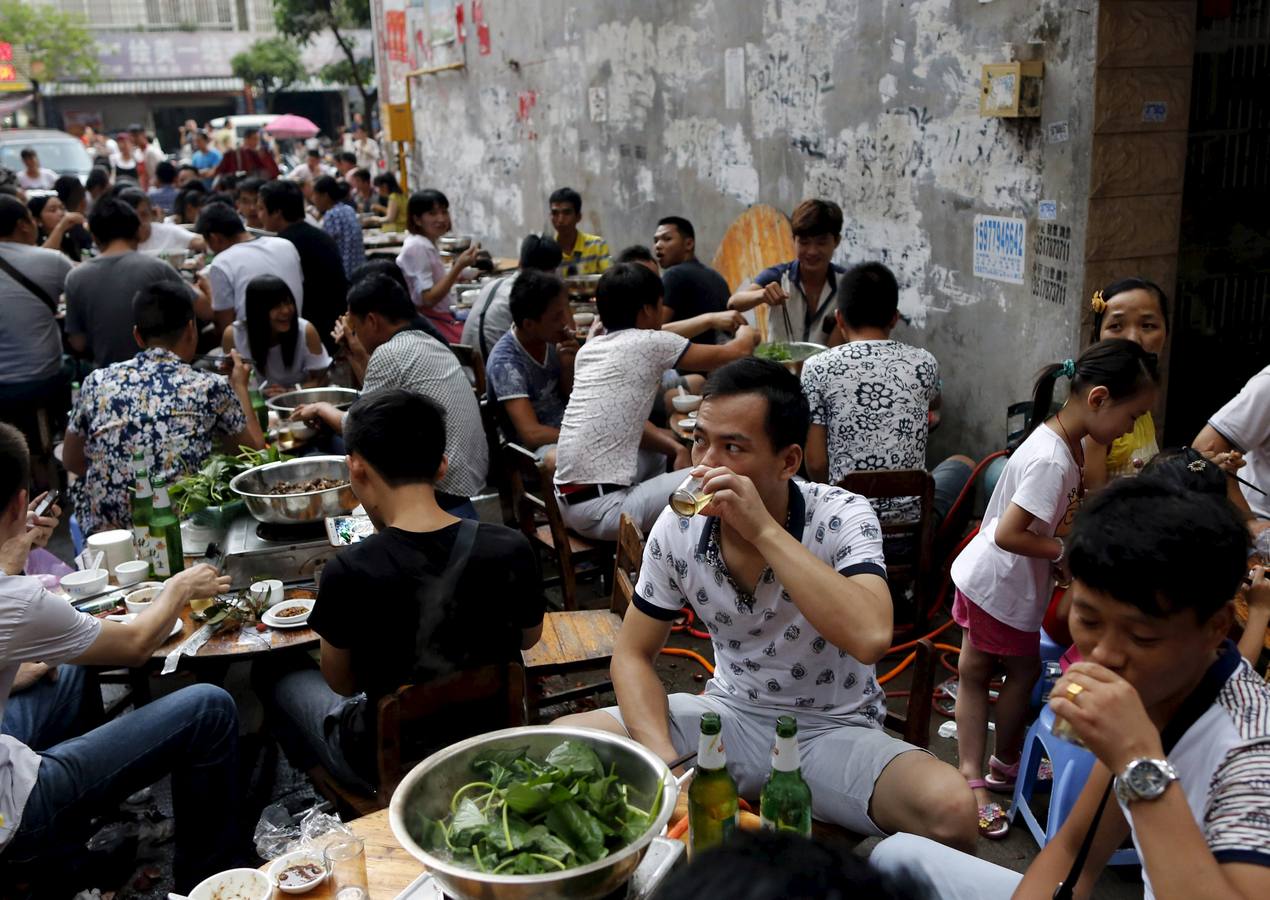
[386,10,408,62]
[0,43,12,63]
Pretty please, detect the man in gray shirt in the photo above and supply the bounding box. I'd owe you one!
[0,196,71,450]
[65,198,196,368]
[459,234,562,359]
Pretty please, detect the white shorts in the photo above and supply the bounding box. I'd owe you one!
[599,682,927,835]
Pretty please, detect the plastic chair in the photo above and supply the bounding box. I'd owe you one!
[1030,627,1065,708]
[1011,705,1140,866]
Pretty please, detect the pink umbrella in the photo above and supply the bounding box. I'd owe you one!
[264,114,320,139]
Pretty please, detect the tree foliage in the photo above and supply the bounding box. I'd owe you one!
[273,0,374,114]
[231,38,305,112]
[0,0,99,83]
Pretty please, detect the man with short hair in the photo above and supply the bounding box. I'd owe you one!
[616,244,658,273]
[0,423,241,892]
[62,283,264,535]
[65,197,198,367]
[0,195,71,453]
[259,179,347,355]
[190,130,222,179]
[654,216,731,344]
[730,199,847,344]
[15,150,57,191]
[333,151,358,178]
[258,389,542,792]
[871,478,1270,899]
[288,148,333,185]
[1195,367,1270,536]
[350,124,381,172]
[558,357,976,849]
[131,126,166,191]
[459,233,562,359]
[550,186,611,276]
[487,270,576,470]
[552,263,758,541]
[213,127,279,180]
[292,275,489,519]
[802,261,971,529]
[349,167,375,214]
[147,160,179,214]
[234,175,265,230]
[195,200,304,337]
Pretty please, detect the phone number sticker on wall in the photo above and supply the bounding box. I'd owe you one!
[972,215,1027,285]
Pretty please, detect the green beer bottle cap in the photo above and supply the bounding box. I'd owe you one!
[700,712,721,736]
[775,715,798,739]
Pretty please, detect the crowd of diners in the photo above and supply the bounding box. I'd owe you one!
[0,138,1268,898]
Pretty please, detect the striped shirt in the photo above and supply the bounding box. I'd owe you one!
[556,230,612,277]
[1121,640,1270,899]
[362,329,488,498]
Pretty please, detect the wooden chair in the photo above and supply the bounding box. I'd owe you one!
[521,513,644,717]
[505,442,611,612]
[309,662,528,816]
[479,396,517,526]
[449,342,487,397]
[881,638,936,750]
[838,469,937,628]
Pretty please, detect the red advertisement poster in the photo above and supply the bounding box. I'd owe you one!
[386,10,408,62]
[455,1,465,43]
[474,0,491,55]
[0,43,12,63]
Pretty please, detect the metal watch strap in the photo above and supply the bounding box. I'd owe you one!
[1114,758,1178,805]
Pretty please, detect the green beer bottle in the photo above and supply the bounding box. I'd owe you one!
[147,479,184,578]
[248,384,269,432]
[759,716,812,836]
[688,712,738,857]
[130,451,154,564]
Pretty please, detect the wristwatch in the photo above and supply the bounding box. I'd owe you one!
[1114,758,1179,805]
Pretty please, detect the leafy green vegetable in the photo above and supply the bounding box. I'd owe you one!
[408,739,659,876]
[755,342,793,362]
[167,445,289,517]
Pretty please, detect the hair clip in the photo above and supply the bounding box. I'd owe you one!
[1060,358,1076,379]
[1090,290,1107,314]
[1188,459,1207,472]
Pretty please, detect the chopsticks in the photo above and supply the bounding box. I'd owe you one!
[779,302,795,342]
[1230,470,1267,497]
[667,749,698,771]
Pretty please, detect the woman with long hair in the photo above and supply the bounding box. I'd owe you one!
[221,275,331,395]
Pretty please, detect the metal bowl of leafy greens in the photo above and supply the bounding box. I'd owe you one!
[389,727,677,900]
[754,341,828,375]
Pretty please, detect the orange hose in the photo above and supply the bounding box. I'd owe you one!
[660,647,716,674]
[878,651,915,685]
[888,618,956,654]
[668,815,689,840]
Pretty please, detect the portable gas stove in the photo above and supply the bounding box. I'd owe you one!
[216,514,337,588]
[393,836,684,899]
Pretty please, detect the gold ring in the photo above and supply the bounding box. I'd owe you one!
[1065,683,1084,700]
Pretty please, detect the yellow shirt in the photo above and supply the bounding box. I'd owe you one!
[557,230,612,276]
[1106,412,1160,479]
[381,192,409,232]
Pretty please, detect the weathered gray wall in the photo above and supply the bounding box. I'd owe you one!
[405,0,1098,458]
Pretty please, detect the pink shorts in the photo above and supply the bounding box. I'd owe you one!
[952,589,1040,658]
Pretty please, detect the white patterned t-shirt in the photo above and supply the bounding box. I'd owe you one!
[800,340,939,524]
[633,481,889,723]
[554,328,688,486]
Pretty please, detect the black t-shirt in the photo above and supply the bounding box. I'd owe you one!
[279,221,349,355]
[308,521,544,703]
[661,258,731,344]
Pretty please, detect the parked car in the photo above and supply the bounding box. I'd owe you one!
[0,129,94,183]
[208,114,278,148]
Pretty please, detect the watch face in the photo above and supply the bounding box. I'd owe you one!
[1127,760,1171,798]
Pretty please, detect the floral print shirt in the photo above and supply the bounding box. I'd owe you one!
[321,202,366,279]
[800,340,939,524]
[68,347,248,535]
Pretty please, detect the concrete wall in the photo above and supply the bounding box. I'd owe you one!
[404,0,1099,458]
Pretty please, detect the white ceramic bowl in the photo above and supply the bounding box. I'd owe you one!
[124,585,162,615]
[671,394,702,414]
[60,568,109,599]
[267,849,328,894]
[189,868,272,900]
[113,560,150,587]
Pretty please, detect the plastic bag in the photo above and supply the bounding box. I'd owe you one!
[253,801,349,861]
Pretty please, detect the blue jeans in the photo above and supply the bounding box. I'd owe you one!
[1,664,90,751]
[4,683,240,891]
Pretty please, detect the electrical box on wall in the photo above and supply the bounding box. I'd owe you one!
[980,61,1044,118]
[382,103,414,143]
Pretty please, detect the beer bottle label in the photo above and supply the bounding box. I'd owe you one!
[770,733,800,773]
[152,536,171,576]
[699,731,727,770]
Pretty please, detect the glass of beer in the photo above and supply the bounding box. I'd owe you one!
[669,473,713,517]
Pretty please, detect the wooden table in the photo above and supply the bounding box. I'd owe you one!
[150,601,320,661]
[264,808,425,899]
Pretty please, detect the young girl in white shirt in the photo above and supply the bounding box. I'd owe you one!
[395,188,479,343]
[949,338,1158,839]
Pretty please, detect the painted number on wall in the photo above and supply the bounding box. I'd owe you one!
[972,215,1027,285]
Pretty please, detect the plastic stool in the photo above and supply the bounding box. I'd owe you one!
[1011,706,1140,867]
[1030,628,1065,708]
[70,514,85,557]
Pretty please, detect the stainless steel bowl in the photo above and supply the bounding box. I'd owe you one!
[757,341,828,376]
[439,234,474,253]
[228,456,359,525]
[265,387,360,416]
[389,726,678,900]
